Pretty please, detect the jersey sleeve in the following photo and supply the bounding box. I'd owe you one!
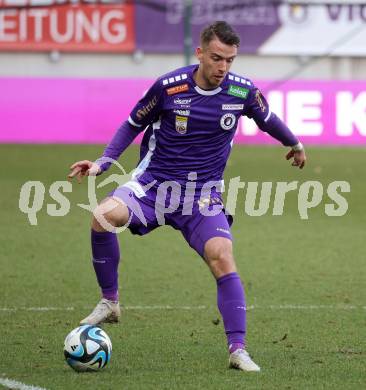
[128,79,164,129]
[245,85,299,147]
[95,120,141,173]
[245,86,272,125]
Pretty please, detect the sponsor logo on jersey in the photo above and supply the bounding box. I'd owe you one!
[220,113,236,131]
[174,98,191,105]
[222,104,244,110]
[136,96,158,120]
[175,115,188,134]
[228,84,249,99]
[167,83,189,95]
[173,109,190,116]
[255,89,267,112]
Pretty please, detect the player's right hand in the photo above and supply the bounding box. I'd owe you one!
[68,160,101,183]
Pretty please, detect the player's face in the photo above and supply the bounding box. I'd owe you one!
[196,38,237,89]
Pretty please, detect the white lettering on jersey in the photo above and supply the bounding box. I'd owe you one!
[222,104,244,110]
[173,109,190,116]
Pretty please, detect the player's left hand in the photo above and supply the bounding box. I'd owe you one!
[286,149,306,169]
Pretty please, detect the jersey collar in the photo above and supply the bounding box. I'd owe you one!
[194,85,222,96]
[189,64,223,96]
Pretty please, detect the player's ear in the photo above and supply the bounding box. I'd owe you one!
[196,47,203,62]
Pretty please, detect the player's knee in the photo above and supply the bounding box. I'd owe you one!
[91,198,129,232]
[91,208,116,232]
[204,237,236,277]
[205,237,233,261]
[91,214,108,232]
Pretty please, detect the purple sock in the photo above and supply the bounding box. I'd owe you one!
[217,272,246,352]
[91,229,120,302]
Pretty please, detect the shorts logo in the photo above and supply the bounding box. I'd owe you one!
[167,84,189,95]
[198,196,222,210]
[228,85,249,99]
[220,113,236,131]
[175,115,188,134]
[222,104,244,110]
[216,227,230,235]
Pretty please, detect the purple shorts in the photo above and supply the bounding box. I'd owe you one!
[109,175,233,258]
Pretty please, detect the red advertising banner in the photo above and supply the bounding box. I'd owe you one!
[0,1,135,52]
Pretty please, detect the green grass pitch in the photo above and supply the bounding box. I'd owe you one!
[0,144,365,389]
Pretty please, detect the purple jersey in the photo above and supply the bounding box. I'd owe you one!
[127,64,297,188]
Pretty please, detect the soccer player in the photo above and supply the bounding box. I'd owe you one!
[68,21,306,372]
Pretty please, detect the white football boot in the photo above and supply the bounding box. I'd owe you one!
[229,349,261,372]
[80,298,121,325]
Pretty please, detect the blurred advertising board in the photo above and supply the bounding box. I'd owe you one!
[0,0,135,51]
[136,1,366,56]
[1,1,366,55]
[135,0,280,54]
[0,77,365,145]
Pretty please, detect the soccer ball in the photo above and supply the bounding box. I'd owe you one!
[64,325,112,372]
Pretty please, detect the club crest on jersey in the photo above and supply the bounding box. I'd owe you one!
[167,83,189,96]
[220,113,236,131]
[175,115,188,134]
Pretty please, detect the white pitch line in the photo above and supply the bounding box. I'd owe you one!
[124,304,366,310]
[266,304,365,310]
[124,305,208,310]
[0,307,75,312]
[0,304,365,312]
[0,377,48,390]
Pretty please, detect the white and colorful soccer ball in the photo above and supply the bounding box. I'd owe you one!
[64,325,112,372]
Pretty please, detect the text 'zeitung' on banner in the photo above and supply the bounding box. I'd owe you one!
[0,1,135,52]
